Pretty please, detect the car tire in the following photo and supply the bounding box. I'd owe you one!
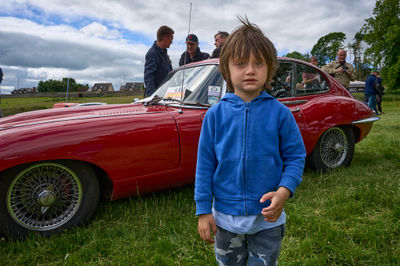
[308,126,355,171]
[0,161,99,238]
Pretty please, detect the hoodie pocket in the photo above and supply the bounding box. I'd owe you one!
[246,157,280,198]
[213,158,242,198]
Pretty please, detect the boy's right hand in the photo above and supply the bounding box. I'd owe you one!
[198,214,217,244]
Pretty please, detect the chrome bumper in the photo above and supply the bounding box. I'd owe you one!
[351,116,380,124]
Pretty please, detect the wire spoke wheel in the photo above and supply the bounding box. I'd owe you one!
[308,126,355,171]
[6,163,82,231]
[319,127,349,168]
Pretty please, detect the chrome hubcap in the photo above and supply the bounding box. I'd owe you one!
[38,188,56,207]
[334,143,344,153]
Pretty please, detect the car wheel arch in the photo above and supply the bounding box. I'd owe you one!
[306,125,356,171]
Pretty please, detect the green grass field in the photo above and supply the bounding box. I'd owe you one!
[0,95,399,265]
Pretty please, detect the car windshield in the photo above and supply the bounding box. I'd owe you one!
[152,64,224,106]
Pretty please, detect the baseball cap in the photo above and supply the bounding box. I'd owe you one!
[371,68,379,73]
[186,34,198,43]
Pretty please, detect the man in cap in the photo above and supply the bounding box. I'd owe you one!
[179,34,209,66]
[322,49,356,89]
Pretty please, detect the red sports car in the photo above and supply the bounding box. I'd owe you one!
[0,58,379,237]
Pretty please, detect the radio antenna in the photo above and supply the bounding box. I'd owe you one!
[183,1,193,67]
[178,1,193,112]
[187,2,192,35]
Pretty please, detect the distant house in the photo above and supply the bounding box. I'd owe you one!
[12,87,37,94]
[77,86,89,92]
[92,83,114,92]
[120,82,144,92]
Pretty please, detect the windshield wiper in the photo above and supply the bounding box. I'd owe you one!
[182,101,211,107]
[163,98,210,107]
[161,97,184,104]
[144,95,163,106]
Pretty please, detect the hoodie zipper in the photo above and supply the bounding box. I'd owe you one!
[243,102,249,215]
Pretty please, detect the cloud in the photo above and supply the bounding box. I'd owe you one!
[0,0,376,91]
[81,22,122,40]
[0,16,148,89]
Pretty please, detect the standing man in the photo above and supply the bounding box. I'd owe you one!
[179,34,209,66]
[364,69,379,114]
[322,49,356,90]
[144,26,174,97]
[210,31,229,58]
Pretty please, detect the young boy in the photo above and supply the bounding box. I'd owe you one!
[195,18,306,265]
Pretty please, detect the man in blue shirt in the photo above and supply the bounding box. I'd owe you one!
[144,26,174,97]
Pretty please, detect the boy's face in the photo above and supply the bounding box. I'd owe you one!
[228,52,268,102]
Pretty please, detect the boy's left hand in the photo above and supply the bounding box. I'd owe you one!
[260,187,291,222]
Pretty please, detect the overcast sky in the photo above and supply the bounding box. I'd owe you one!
[0,0,376,93]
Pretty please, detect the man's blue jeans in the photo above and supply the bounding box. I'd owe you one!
[368,94,378,114]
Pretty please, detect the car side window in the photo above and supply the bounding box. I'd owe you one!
[270,62,293,98]
[294,63,329,95]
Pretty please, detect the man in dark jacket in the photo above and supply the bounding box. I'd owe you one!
[179,34,209,66]
[144,26,174,97]
[210,31,229,58]
[364,69,379,114]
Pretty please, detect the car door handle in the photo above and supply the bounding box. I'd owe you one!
[291,107,301,113]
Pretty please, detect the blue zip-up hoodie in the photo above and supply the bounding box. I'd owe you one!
[195,91,306,216]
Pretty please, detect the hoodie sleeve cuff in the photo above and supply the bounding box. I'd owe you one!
[279,176,301,197]
[195,200,212,215]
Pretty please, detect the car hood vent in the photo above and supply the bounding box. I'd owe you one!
[95,106,149,116]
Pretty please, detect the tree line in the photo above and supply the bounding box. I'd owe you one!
[284,0,399,91]
[37,78,89,93]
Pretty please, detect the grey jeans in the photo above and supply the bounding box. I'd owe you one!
[214,225,285,266]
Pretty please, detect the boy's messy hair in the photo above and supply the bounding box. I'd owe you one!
[219,17,278,92]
